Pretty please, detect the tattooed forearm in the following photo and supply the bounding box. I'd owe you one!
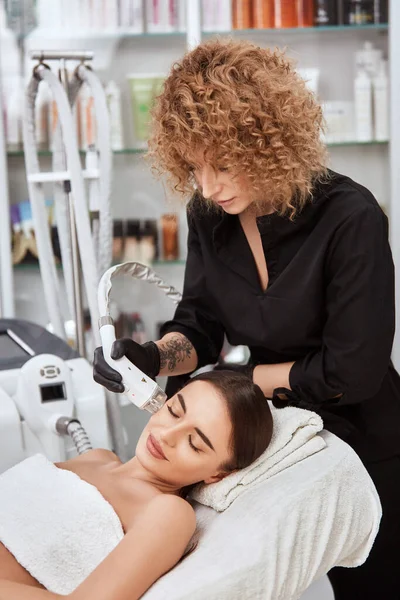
[158,334,195,372]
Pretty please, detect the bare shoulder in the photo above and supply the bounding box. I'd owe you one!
[146,494,196,533]
[82,449,120,463]
[56,448,120,469]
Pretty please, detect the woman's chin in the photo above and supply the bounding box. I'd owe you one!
[220,198,252,215]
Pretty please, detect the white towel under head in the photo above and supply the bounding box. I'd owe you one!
[0,454,124,595]
[191,403,326,511]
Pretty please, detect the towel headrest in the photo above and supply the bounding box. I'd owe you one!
[191,403,325,511]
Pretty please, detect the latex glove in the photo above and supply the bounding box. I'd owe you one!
[93,338,160,393]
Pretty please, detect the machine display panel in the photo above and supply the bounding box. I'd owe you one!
[40,383,67,403]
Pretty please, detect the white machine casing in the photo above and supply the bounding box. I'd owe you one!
[0,353,111,473]
[100,323,166,413]
[98,264,167,414]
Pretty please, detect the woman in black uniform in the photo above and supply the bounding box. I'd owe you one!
[94,39,400,599]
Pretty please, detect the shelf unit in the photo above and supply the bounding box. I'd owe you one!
[3,3,395,359]
[27,23,389,38]
[13,260,186,271]
[5,140,390,158]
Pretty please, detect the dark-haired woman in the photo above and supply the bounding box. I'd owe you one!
[0,371,272,600]
[94,38,400,599]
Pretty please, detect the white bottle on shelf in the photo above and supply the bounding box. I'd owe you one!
[105,80,124,151]
[35,81,50,148]
[213,0,232,31]
[104,0,119,30]
[146,0,179,33]
[80,84,97,150]
[178,0,186,32]
[373,60,389,142]
[119,0,144,33]
[355,41,383,79]
[5,77,22,148]
[354,68,373,142]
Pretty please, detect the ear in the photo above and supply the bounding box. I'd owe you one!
[203,470,236,485]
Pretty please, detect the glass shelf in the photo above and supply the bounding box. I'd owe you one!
[31,24,388,40]
[6,148,146,157]
[153,260,185,266]
[14,260,186,272]
[6,140,389,158]
[327,140,389,147]
[205,24,388,35]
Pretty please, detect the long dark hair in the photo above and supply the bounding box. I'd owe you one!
[181,369,273,496]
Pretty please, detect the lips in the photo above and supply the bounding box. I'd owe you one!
[216,197,235,206]
[146,434,167,460]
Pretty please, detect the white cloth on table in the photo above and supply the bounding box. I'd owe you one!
[0,425,382,599]
[143,431,382,600]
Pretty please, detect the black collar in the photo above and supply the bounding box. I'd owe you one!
[206,171,335,291]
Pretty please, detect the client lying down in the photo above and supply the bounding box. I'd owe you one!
[0,370,273,600]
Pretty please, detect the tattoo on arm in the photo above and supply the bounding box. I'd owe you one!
[159,335,194,372]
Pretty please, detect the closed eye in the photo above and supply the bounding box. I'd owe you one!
[168,405,201,453]
[189,435,201,453]
[167,405,179,418]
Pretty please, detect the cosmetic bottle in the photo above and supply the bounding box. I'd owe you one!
[232,0,252,29]
[120,0,144,32]
[373,60,389,141]
[162,214,179,261]
[253,0,274,28]
[112,220,124,263]
[145,0,179,33]
[5,76,22,149]
[214,0,232,30]
[105,80,124,151]
[373,0,389,24]
[203,0,232,31]
[35,81,50,149]
[274,0,298,28]
[354,68,373,142]
[343,0,374,25]
[139,220,157,266]
[314,0,337,25]
[80,84,97,150]
[123,219,141,262]
[297,0,314,27]
[355,41,383,79]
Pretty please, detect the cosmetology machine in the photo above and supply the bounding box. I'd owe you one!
[98,261,182,412]
[0,318,111,474]
[0,262,182,475]
[1,49,126,465]
[1,49,187,471]
[23,50,113,354]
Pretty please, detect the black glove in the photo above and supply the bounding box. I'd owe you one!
[214,362,255,380]
[93,338,160,393]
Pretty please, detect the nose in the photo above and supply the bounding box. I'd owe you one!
[197,165,223,200]
[159,422,187,448]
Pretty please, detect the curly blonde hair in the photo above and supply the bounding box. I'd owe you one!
[147,38,327,216]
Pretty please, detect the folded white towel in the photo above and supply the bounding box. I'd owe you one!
[191,403,326,511]
[0,454,124,595]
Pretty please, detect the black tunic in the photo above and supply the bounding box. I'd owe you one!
[161,170,400,463]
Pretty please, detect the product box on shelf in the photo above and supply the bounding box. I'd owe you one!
[127,74,165,146]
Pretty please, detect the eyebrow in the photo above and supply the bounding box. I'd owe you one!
[177,393,216,452]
